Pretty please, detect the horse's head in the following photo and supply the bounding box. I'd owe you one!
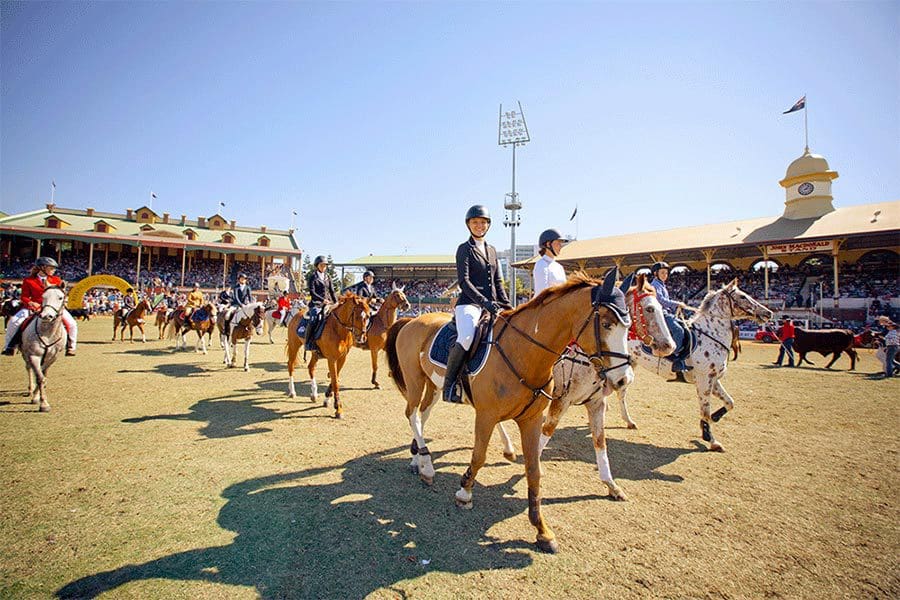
[573,269,634,392]
[138,298,152,312]
[40,286,67,322]
[336,293,371,345]
[385,287,411,312]
[252,303,265,335]
[622,272,676,357]
[718,279,773,324]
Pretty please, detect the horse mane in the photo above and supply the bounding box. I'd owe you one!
[503,272,597,318]
[696,280,739,314]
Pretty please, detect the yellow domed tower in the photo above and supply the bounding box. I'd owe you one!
[778,148,839,219]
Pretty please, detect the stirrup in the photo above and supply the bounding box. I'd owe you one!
[442,381,463,404]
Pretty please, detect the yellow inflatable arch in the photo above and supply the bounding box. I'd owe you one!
[66,275,137,310]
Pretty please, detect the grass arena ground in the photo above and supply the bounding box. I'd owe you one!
[1,318,897,599]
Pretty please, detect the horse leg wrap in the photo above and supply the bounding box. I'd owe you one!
[701,420,712,442]
[410,439,419,456]
[711,407,728,423]
[418,446,430,456]
[460,466,474,490]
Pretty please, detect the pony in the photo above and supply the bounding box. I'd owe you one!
[501,272,675,501]
[220,302,265,371]
[112,298,153,342]
[385,271,633,553]
[155,307,172,340]
[16,285,68,412]
[264,304,300,344]
[285,293,371,419]
[168,302,218,353]
[625,279,771,451]
[2,298,21,327]
[353,285,410,388]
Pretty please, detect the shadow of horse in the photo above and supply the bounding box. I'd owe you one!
[122,397,312,439]
[107,348,178,358]
[57,446,551,599]
[540,425,702,484]
[119,363,213,378]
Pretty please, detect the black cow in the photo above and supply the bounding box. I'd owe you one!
[794,327,857,370]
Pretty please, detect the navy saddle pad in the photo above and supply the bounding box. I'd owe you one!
[296,307,321,338]
[428,322,492,376]
[191,308,209,323]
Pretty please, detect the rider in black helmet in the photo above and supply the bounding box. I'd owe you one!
[443,204,511,403]
[649,261,691,382]
[304,255,338,352]
[533,228,567,296]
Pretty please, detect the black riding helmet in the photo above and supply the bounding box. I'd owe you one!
[538,228,566,251]
[36,256,59,268]
[363,270,374,278]
[313,255,327,267]
[651,261,670,275]
[465,205,491,236]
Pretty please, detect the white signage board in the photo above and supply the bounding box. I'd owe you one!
[766,240,834,256]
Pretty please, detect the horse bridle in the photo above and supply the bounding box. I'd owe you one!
[628,288,657,346]
[331,303,369,340]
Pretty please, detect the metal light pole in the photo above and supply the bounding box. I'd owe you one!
[499,101,530,307]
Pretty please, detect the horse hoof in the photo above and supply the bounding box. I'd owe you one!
[39,405,50,413]
[322,400,328,408]
[709,442,725,452]
[409,464,419,474]
[373,383,380,389]
[334,412,342,420]
[626,423,638,430]
[536,538,559,554]
[243,366,249,372]
[503,451,517,462]
[455,498,473,510]
[608,487,628,501]
[419,473,433,486]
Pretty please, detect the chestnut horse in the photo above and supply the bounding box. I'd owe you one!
[385,271,633,553]
[155,308,172,340]
[167,302,218,353]
[221,302,265,371]
[112,299,153,342]
[286,293,371,419]
[354,285,410,388]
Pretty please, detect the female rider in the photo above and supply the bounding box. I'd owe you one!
[443,205,511,403]
[532,228,567,296]
[2,256,77,356]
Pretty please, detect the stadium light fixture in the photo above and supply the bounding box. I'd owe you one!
[498,101,530,307]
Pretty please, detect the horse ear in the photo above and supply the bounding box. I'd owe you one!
[601,268,617,295]
[619,273,634,293]
[726,277,738,289]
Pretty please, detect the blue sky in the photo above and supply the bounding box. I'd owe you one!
[2,1,897,263]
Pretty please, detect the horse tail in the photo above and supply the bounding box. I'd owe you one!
[385,317,413,394]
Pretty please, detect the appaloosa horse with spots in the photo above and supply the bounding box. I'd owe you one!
[626,279,771,451]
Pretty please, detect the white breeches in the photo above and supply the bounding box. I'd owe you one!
[5,307,77,350]
[454,304,483,351]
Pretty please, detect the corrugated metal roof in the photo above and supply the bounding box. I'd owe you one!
[342,255,455,266]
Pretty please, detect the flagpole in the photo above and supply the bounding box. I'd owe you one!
[51,182,55,205]
[575,205,579,240]
[804,94,809,152]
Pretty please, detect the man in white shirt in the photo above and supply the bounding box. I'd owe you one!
[533,228,567,296]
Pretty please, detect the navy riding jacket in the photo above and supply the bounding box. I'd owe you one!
[455,237,510,309]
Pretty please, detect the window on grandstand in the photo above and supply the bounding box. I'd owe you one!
[96,223,108,233]
[184,230,198,241]
[710,263,733,272]
[45,217,60,229]
[752,260,779,272]
[222,233,235,244]
[258,236,270,247]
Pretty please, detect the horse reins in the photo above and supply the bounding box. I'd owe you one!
[628,288,656,346]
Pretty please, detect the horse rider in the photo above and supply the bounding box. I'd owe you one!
[305,255,338,351]
[117,287,137,323]
[217,287,232,311]
[533,228,568,296]
[649,261,692,382]
[443,205,511,403]
[3,256,78,357]
[276,291,292,327]
[344,270,381,309]
[185,282,204,318]
[231,273,254,308]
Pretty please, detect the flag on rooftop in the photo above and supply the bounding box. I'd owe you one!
[569,206,578,221]
[783,96,806,114]
[51,181,56,188]
[151,192,157,199]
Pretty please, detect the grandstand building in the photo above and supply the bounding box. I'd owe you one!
[516,148,898,322]
[0,204,302,290]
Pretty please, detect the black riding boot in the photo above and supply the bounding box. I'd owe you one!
[442,343,467,403]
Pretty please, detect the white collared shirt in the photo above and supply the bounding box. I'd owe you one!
[533,254,567,296]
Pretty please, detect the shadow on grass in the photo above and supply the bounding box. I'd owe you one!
[57,446,552,599]
[541,425,701,483]
[119,363,214,378]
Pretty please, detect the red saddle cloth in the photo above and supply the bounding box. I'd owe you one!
[9,313,38,352]
[272,310,282,320]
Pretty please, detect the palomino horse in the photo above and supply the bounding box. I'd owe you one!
[168,303,218,353]
[626,279,772,451]
[286,293,371,419]
[112,299,153,342]
[155,307,172,340]
[17,286,68,412]
[354,285,410,389]
[385,271,633,553]
[220,302,265,371]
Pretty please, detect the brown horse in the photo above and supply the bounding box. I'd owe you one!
[221,302,265,371]
[286,293,371,419]
[730,324,741,360]
[112,299,153,342]
[155,307,172,340]
[384,271,632,553]
[354,285,410,388]
[167,303,218,353]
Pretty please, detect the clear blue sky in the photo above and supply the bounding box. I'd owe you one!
[2,2,897,263]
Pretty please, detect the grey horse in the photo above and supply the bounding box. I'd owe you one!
[18,286,68,412]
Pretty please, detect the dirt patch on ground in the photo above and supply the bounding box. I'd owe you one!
[1,319,897,599]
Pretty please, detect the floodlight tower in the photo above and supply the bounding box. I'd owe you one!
[498,101,530,307]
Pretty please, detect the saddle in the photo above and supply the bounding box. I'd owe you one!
[7,314,38,354]
[429,312,493,376]
[298,305,331,352]
[191,307,209,323]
